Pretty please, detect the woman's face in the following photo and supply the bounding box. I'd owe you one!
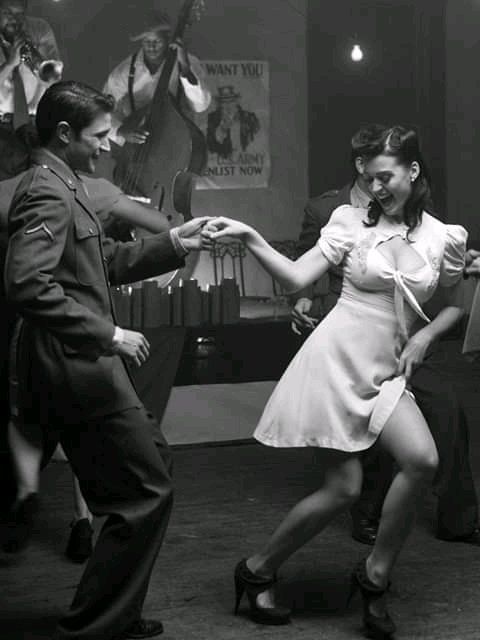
[362,154,419,221]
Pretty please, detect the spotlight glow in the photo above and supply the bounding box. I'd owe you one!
[351,44,364,62]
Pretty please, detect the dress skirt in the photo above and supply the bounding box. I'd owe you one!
[254,294,408,451]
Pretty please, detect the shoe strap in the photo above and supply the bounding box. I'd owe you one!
[237,559,276,590]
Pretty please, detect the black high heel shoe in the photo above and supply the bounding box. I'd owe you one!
[348,559,396,639]
[234,559,291,625]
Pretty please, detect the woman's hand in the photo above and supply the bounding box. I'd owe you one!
[397,329,432,380]
[202,216,253,243]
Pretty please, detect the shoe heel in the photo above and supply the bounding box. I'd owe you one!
[234,574,245,614]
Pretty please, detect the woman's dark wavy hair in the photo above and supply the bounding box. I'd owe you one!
[360,126,433,237]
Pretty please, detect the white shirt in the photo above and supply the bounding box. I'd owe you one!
[103,49,211,145]
[0,16,61,116]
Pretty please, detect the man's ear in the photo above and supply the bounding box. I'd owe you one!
[57,121,72,145]
[354,156,364,175]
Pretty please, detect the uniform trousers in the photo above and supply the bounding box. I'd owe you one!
[51,405,173,640]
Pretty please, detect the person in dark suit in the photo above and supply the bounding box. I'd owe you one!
[4,80,211,640]
[290,124,480,547]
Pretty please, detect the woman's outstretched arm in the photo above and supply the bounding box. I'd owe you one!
[203,217,331,293]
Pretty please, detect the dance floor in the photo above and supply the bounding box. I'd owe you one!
[2,337,480,639]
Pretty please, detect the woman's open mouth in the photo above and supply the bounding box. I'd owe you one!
[377,194,395,210]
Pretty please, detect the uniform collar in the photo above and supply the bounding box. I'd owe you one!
[31,148,97,219]
[350,180,371,209]
[31,148,79,191]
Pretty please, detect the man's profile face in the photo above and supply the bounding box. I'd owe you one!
[0,0,26,39]
[65,112,112,174]
[141,32,168,65]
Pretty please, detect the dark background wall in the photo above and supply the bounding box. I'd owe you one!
[307,0,446,216]
[445,0,480,244]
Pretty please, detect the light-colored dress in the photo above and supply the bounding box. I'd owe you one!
[255,206,467,451]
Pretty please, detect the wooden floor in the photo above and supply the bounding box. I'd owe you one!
[2,441,480,640]
[2,338,480,640]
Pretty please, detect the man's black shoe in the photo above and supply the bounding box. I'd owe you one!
[123,619,164,639]
[351,517,378,545]
[437,527,480,547]
[65,518,93,563]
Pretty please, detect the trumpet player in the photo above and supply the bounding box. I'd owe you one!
[0,0,63,179]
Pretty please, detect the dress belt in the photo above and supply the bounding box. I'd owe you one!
[393,271,430,340]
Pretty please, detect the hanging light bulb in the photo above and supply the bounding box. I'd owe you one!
[351,44,364,62]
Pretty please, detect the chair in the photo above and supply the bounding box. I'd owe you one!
[209,240,247,296]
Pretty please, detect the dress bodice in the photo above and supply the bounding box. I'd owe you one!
[317,206,467,339]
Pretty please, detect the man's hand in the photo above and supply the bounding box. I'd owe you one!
[465,249,480,277]
[291,297,318,335]
[0,35,23,69]
[465,248,480,267]
[397,330,432,380]
[171,38,191,76]
[111,329,150,367]
[177,216,213,250]
[118,124,150,145]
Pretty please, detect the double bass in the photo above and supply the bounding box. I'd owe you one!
[112,0,207,282]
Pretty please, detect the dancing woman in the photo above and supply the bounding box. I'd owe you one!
[203,126,467,638]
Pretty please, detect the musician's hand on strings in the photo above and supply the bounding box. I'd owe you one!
[171,38,194,79]
[118,124,150,145]
[177,216,214,251]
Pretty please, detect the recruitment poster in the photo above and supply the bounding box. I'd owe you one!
[194,60,270,189]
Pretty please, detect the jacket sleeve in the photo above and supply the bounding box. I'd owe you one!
[102,231,185,285]
[291,198,332,303]
[4,172,116,359]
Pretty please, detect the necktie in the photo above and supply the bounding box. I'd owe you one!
[12,65,30,130]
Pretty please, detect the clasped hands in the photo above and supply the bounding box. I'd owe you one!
[202,216,250,243]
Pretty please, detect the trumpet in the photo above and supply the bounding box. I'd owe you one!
[20,37,63,83]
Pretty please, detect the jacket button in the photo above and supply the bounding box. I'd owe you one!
[89,228,95,235]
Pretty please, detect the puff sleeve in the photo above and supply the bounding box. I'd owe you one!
[439,224,468,287]
[316,205,356,265]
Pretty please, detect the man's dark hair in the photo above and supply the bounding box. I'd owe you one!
[350,123,388,168]
[35,81,115,145]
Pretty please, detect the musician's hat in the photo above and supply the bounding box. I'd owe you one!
[214,86,241,102]
[130,12,171,41]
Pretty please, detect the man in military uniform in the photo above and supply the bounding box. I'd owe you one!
[291,124,480,547]
[4,80,211,640]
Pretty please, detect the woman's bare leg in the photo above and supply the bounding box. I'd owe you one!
[366,393,438,615]
[247,450,363,607]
